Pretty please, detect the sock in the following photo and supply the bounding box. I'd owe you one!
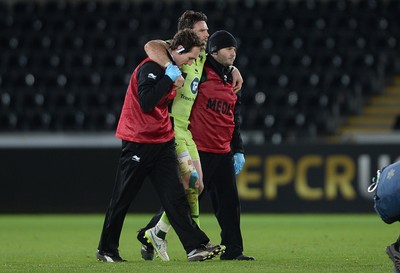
[155,213,171,239]
[186,188,200,226]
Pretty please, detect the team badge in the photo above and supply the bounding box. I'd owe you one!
[191,77,200,94]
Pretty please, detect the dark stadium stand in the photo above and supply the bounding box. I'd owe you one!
[1,0,399,143]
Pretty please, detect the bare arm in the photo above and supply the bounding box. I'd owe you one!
[144,40,171,67]
[144,40,185,88]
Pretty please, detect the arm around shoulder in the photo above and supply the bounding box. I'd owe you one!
[231,66,243,93]
[144,40,171,67]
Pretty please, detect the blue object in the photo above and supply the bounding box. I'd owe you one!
[165,63,181,81]
[189,171,199,189]
[371,161,400,224]
[233,153,245,175]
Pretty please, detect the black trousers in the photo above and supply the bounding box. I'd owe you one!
[98,139,209,254]
[199,151,244,258]
[140,150,244,258]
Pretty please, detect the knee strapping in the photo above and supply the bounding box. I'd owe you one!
[177,151,196,177]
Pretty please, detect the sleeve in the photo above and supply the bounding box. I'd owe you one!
[231,90,245,154]
[136,61,174,112]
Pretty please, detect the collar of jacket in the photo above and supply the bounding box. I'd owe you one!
[207,54,233,84]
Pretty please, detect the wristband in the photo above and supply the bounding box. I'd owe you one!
[164,62,172,68]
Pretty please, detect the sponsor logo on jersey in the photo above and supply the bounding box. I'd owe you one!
[180,94,195,102]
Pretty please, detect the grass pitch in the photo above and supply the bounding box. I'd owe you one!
[0,214,398,273]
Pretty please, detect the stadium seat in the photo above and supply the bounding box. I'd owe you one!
[1,0,399,142]
[0,111,19,131]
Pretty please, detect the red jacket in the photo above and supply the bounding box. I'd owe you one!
[189,64,237,153]
[116,58,176,143]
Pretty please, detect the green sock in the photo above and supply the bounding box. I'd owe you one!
[186,188,200,227]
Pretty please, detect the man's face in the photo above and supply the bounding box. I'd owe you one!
[174,46,202,67]
[212,47,237,67]
[192,21,209,48]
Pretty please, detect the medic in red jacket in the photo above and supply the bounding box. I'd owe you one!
[189,56,244,154]
[116,57,176,144]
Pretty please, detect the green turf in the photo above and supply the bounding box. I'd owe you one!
[0,214,398,273]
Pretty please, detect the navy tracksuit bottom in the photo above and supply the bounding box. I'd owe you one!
[98,139,209,254]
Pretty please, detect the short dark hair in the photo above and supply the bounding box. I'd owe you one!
[170,29,205,53]
[177,10,208,31]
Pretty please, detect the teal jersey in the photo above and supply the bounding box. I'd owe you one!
[170,50,207,126]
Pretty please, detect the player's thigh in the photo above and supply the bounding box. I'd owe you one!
[176,129,200,177]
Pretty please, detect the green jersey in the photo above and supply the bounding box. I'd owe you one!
[170,50,207,127]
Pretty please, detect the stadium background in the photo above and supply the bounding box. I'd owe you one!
[1,0,400,213]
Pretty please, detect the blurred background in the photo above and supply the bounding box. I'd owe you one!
[0,0,399,214]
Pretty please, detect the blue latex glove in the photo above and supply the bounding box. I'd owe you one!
[233,153,245,175]
[165,63,181,81]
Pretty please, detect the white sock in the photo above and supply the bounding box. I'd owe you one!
[156,219,171,234]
